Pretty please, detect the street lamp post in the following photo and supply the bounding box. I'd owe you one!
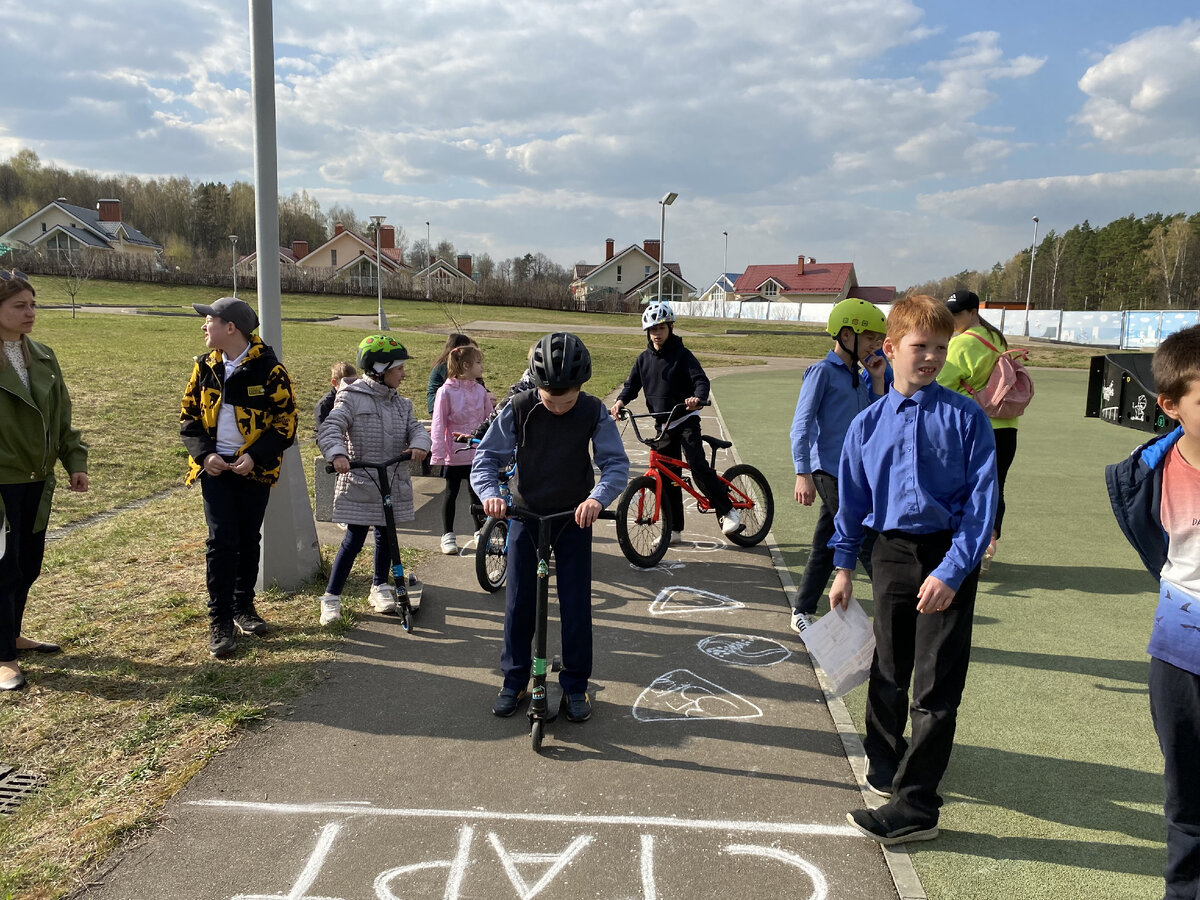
[657,191,678,304]
[1022,215,1040,337]
[722,230,728,293]
[370,215,388,331]
[425,221,431,301]
[229,234,238,297]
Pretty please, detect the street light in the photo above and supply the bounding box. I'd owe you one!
[657,191,678,304]
[722,230,729,295]
[370,215,388,331]
[425,221,431,301]
[1022,215,1040,337]
[229,235,238,297]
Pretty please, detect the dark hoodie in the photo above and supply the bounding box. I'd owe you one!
[616,332,710,419]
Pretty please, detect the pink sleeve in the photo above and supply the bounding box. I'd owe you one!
[430,387,448,463]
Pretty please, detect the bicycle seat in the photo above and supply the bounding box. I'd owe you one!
[702,435,732,451]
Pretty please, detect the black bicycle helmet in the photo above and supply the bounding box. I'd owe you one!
[528,332,592,390]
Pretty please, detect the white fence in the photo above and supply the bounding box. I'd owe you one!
[673,300,1199,350]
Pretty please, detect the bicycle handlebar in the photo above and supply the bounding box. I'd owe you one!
[617,400,711,444]
[471,503,618,524]
[325,451,413,474]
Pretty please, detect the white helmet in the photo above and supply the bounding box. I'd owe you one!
[642,300,676,330]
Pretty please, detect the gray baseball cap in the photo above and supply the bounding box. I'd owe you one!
[193,296,259,336]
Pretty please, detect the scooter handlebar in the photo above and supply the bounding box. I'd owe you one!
[326,451,413,474]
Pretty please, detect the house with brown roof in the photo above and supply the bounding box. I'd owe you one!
[413,254,477,295]
[571,238,695,307]
[1,198,161,261]
[287,222,411,289]
[733,256,893,305]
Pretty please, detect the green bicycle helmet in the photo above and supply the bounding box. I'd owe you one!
[357,334,411,374]
[827,298,886,337]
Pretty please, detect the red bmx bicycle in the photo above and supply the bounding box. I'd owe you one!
[614,403,773,567]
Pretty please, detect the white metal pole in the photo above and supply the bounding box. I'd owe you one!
[249,0,319,589]
[657,191,677,304]
[1022,215,1039,337]
[722,230,728,287]
[425,221,431,300]
[230,234,238,297]
[370,215,388,330]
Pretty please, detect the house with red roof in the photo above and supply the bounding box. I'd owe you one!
[733,256,893,305]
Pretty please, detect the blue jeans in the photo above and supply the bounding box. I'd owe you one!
[326,525,391,596]
[501,516,593,695]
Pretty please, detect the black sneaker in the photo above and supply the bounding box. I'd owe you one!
[563,692,592,722]
[865,769,894,799]
[846,808,938,846]
[233,609,268,636]
[208,620,236,659]
[492,687,526,717]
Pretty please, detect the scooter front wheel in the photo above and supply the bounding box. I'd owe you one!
[400,610,413,633]
[531,719,544,752]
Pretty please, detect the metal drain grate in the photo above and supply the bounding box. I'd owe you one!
[0,763,47,814]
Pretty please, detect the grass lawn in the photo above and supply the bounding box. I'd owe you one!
[0,278,1111,899]
[716,366,1166,900]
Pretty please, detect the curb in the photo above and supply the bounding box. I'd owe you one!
[707,386,928,900]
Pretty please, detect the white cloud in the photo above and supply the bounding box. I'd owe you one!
[1075,19,1200,159]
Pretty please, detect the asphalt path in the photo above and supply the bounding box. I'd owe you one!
[79,399,903,900]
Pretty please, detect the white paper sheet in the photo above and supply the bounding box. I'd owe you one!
[799,598,876,697]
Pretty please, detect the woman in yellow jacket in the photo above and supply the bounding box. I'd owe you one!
[937,290,1016,571]
[0,271,88,691]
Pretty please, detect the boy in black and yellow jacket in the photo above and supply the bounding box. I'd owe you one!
[180,297,297,658]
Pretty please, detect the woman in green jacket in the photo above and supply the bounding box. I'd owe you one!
[0,271,88,691]
[937,290,1017,572]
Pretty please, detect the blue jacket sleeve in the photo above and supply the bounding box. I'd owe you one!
[589,407,631,508]
[470,403,517,502]
[789,365,826,475]
[830,417,871,570]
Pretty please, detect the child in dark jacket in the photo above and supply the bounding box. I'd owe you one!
[1106,323,1200,900]
[609,301,741,539]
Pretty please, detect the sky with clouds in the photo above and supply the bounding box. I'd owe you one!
[3,0,1199,290]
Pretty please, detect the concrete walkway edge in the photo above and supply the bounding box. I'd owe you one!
[707,388,928,900]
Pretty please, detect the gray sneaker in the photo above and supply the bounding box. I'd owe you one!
[208,620,236,658]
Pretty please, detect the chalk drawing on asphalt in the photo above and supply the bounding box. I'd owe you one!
[697,634,793,667]
[649,586,744,616]
[725,844,828,900]
[633,669,764,722]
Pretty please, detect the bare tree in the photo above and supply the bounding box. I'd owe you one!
[62,249,97,318]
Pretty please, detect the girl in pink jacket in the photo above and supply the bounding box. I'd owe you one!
[430,345,495,554]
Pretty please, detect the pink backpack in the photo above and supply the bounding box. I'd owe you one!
[959,332,1034,418]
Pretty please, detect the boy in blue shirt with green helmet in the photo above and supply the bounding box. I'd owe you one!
[788,298,888,634]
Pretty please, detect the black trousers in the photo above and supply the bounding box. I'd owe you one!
[993,427,1018,539]
[793,470,876,615]
[0,481,48,661]
[864,529,979,824]
[199,471,271,621]
[1150,656,1200,900]
[663,418,732,530]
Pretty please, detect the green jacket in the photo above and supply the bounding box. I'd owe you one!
[936,325,1020,430]
[0,336,89,531]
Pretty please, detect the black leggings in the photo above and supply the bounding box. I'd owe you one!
[442,464,485,534]
[993,427,1018,539]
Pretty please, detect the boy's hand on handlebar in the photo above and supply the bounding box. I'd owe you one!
[575,498,603,528]
[332,455,351,474]
[684,396,703,411]
[795,473,815,505]
[409,448,428,463]
[609,400,625,420]
[829,568,854,611]
[482,497,508,519]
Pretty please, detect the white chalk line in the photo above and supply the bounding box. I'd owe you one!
[188,799,858,837]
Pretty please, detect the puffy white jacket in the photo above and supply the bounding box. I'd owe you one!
[317,377,431,525]
[430,378,493,466]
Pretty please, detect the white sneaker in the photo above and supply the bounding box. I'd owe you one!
[720,509,743,536]
[440,532,458,555]
[318,593,342,626]
[790,610,815,635]
[462,530,482,551]
[368,583,397,614]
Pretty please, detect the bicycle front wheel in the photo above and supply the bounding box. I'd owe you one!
[475,517,509,593]
[722,463,774,547]
[616,475,672,567]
